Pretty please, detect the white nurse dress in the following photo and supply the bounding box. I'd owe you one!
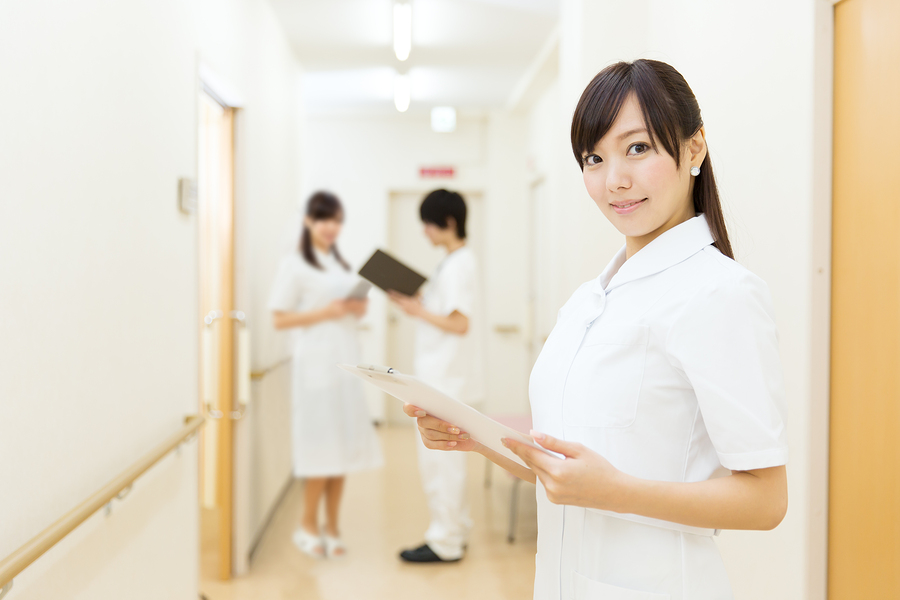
[529,215,789,600]
[268,250,383,478]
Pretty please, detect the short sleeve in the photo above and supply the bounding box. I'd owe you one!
[437,254,476,317]
[268,256,303,311]
[666,273,789,472]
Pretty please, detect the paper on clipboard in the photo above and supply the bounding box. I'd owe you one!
[338,364,559,468]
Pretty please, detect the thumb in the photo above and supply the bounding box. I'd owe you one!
[530,430,581,458]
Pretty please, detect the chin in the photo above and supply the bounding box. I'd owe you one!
[603,214,651,239]
[618,224,655,238]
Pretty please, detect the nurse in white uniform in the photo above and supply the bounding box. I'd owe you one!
[390,189,485,563]
[269,191,383,559]
[404,60,789,599]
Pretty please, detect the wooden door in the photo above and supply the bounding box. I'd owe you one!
[829,0,900,596]
[197,91,237,580]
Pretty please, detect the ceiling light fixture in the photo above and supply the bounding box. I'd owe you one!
[393,2,412,61]
[431,106,456,132]
[394,74,411,112]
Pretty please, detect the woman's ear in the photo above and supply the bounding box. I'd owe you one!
[689,127,707,169]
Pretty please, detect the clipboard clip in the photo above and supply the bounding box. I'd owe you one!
[357,364,394,374]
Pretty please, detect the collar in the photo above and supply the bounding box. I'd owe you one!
[592,214,715,295]
[437,244,469,272]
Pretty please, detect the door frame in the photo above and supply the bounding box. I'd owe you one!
[807,2,839,599]
[197,63,245,581]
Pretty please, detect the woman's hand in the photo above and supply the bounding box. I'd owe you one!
[402,403,481,453]
[326,299,351,319]
[503,431,628,511]
[345,298,368,318]
[388,291,424,318]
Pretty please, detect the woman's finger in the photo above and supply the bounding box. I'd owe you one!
[419,424,470,443]
[417,414,465,435]
[402,403,425,417]
[401,404,469,440]
[530,430,581,458]
[420,437,461,451]
[503,437,555,479]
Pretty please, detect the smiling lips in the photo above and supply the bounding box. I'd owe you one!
[610,198,647,214]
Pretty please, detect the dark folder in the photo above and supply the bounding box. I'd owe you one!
[358,249,427,296]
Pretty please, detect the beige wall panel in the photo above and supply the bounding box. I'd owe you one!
[830,0,900,597]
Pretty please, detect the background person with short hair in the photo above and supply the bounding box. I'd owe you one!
[390,188,485,563]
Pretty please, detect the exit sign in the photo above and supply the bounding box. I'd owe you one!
[419,166,455,178]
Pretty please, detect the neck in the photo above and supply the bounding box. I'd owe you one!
[312,240,331,255]
[624,207,694,259]
[444,238,465,253]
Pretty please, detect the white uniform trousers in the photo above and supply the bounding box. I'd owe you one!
[415,431,472,560]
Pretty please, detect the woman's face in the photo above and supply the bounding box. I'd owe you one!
[581,94,704,255]
[306,215,343,250]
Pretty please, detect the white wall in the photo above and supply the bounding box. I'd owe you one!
[0,0,301,594]
[520,1,833,598]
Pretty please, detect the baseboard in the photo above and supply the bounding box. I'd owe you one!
[247,474,295,563]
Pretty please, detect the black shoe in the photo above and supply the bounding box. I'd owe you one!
[398,543,462,563]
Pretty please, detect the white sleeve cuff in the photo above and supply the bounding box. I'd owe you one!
[716,446,789,472]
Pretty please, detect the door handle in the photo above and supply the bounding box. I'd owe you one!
[202,310,223,413]
[203,309,249,420]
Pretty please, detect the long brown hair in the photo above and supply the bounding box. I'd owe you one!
[570,59,734,260]
[300,191,350,270]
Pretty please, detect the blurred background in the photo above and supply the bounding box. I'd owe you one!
[1,0,897,599]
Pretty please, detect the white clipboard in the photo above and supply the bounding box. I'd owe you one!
[339,364,558,468]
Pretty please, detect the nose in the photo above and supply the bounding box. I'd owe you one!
[606,161,631,193]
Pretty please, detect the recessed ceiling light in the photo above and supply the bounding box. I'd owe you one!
[394,74,411,112]
[431,106,456,132]
[393,2,412,61]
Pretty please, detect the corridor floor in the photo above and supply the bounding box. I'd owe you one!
[200,423,538,600]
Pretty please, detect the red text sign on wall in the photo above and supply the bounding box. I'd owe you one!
[419,166,456,178]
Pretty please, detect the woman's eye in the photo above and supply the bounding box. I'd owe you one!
[627,143,649,155]
[583,154,602,166]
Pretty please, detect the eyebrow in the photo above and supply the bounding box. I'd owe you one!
[617,128,648,141]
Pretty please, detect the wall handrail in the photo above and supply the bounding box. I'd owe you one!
[0,415,205,589]
[250,356,290,381]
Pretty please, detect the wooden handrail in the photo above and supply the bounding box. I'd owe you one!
[250,356,290,381]
[0,415,205,588]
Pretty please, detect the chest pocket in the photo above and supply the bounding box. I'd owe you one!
[563,324,649,428]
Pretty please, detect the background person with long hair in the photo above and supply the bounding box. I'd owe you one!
[405,60,788,599]
[269,191,382,559]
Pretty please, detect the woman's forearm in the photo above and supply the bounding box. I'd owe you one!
[506,434,787,532]
[476,444,536,484]
[612,465,787,531]
[272,307,336,329]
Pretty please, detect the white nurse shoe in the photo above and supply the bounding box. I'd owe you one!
[292,528,325,559]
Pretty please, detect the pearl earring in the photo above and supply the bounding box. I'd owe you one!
[690,166,701,177]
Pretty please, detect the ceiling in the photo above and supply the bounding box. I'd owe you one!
[269,0,559,114]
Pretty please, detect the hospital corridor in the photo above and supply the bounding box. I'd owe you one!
[2,0,899,599]
[199,427,537,600]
